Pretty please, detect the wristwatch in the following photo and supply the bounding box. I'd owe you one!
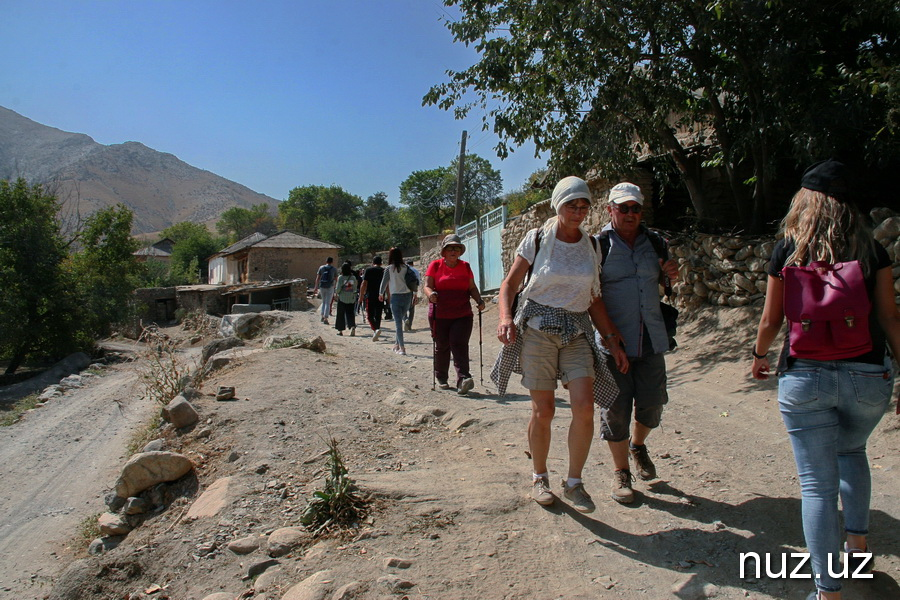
[752,347,767,359]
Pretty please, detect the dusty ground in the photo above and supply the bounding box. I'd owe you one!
[1,301,898,600]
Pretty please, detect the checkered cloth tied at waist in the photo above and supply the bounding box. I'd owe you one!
[490,299,619,408]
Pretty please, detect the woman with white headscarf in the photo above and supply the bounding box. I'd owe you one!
[492,176,628,513]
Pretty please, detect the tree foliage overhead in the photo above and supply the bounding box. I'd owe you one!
[399,152,502,234]
[425,0,900,232]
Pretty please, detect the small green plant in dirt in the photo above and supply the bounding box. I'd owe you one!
[300,437,369,535]
[0,393,40,426]
[138,325,195,405]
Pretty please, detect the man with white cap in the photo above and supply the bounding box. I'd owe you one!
[594,182,680,504]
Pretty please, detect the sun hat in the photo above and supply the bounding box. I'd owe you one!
[801,159,848,200]
[551,176,592,212]
[608,182,644,205]
[441,233,466,255]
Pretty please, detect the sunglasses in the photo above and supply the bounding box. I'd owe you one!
[613,203,643,214]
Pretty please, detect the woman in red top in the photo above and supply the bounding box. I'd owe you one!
[424,234,485,395]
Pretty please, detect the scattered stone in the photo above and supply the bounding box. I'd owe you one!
[186,477,233,519]
[215,386,235,401]
[398,413,429,426]
[124,497,149,515]
[38,386,63,401]
[377,574,414,592]
[87,535,125,555]
[281,569,335,600]
[114,451,194,498]
[383,388,408,406]
[104,493,126,512]
[227,535,260,555]
[226,451,240,462]
[255,463,269,474]
[142,439,165,453]
[253,565,284,592]
[97,512,131,536]
[246,558,280,580]
[160,395,198,429]
[202,336,245,365]
[331,581,365,600]
[267,526,312,557]
[58,374,83,389]
[196,427,212,439]
[445,413,479,431]
[383,557,413,569]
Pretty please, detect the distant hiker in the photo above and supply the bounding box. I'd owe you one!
[751,160,899,599]
[492,176,626,513]
[593,182,680,505]
[359,256,385,340]
[424,234,485,395]
[335,261,358,336]
[314,257,338,325]
[379,247,415,355]
[405,260,421,332]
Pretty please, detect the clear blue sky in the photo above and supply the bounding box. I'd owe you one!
[1,0,546,204]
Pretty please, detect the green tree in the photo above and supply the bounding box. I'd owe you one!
[362,192,395,225]
[504,170,548,216]
[399,153,502,234]
[161,222,222,284]
[280,185,363,236]
[67,204,140,339]
[426,0,900,232]
[216,203,278,243]
[0,179,76,374]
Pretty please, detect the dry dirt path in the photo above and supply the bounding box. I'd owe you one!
[1,305,898,600]
[0,343,198,599]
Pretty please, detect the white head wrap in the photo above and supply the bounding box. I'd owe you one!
[519,176,602,306]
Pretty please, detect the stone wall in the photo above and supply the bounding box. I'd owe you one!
[669,214,900,309]
[247,248,333,283]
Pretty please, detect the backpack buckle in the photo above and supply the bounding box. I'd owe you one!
[845,315,855,328]
[801,319,811,332]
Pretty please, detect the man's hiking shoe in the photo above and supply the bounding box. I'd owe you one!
[611,469,635,504]
[845,543,874,574]
[372,329,381,341]
[532,476,554,506]
[437,379,451,390]
[629,443,657,480]
[458,378,475,396]
[562,480,596,513]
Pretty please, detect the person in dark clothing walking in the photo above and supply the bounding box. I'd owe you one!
[359,256,385,341]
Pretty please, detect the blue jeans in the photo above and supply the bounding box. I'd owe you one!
[778,359,893,592]
[390,293,412,347]
[319,286,334,319]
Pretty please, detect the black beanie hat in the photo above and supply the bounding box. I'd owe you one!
[801,159,848,200]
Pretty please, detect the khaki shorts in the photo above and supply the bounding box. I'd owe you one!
[520,328,594,391]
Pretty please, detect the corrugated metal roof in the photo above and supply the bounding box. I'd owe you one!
[250,230,341,249]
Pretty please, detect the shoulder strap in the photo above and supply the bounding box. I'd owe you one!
[523,228,543,286]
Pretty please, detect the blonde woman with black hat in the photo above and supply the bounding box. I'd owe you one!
[751,160,900,600]
[492,176,627,513]
[423,234,485,395]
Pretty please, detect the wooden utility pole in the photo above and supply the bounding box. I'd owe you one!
[453,131,467,228]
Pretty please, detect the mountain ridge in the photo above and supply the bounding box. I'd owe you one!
[0,106,280,234]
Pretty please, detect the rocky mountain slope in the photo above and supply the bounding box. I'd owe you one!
[0,106,280,233]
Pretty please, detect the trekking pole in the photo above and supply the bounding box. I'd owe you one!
[478,307,484,386]
[430,294,437,391]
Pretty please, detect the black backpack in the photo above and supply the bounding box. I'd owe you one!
[319,265,335,288]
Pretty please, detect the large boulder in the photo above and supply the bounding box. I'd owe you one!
[266,526,312,558]
[201,336,244,365]
[114,451,194,498]
[281,570,334,600]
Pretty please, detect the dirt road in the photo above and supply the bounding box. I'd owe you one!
[1,305,898,600]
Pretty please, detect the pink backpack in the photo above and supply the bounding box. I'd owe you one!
[782,260,872,360]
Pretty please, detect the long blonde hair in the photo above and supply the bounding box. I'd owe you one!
[781,188,876,275]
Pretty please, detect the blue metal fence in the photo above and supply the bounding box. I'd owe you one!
[457,204,507,293]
